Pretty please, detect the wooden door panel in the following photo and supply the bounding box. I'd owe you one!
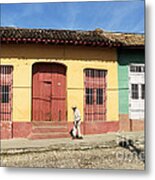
[32,63,66,122]
[32,64,52,121]
[51,64,66,121]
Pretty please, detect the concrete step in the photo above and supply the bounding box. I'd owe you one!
[32,121,67,126]
[28,121,69,139]
[32,126,68,133]
[29,132,70,140]
[29,121,70,139]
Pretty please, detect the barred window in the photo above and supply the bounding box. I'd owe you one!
[130,65,145,73]
[131,84,139,99]
[85,69,106,77]
[0,85,9,103]
[141,84,145,99]
[96,88,103,104]
[86,88,93,104]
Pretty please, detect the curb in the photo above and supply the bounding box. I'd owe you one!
[0,140,118,155]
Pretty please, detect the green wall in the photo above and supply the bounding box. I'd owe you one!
[118,48,145,114]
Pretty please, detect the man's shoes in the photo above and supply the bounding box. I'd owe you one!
[76,136,83,139]
[70,129,73,136]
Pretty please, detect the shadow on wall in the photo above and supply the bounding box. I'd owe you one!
[1,43,117,61]
[117,48,145,66]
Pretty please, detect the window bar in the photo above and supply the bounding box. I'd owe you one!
[8,67,10,122]
[7,67,11,119]
[6,67,7,120]
[103,72,104,103]
[138,84,140,119]
[3,66,4,121]
[10,67,12,122]
[0,67,1,121]
[103,71,105,121]
[101,72,102,119]
[84,75,87,120]
[105,71,107,121]
[0,66,2,122]
[85,75,86,121]
[89,69,93,121]
[93,70,94,122]
[86,70,87,121]
[4,66,6,121]
[87,70,88,122]
[98,71,100,120]
[2,66,3,121]
[85,71,86,121]
[92,70,94,122]
[90,69,92,122]
[5,67,6,121]
[3,67,6,120]
[88,70,90,122]
[86,70,88,121]
[86,70,89,121]
[87,72,88,120]
[38,67,40,121]
[40,70,42,121]
[0,69,1,121]
[90,72,91,121]
[97,72,98,118]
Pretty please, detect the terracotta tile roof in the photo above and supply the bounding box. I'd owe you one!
[0,27,144,47]
[100,31,144,46]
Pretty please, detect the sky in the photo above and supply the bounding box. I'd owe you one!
[0,0,144,33]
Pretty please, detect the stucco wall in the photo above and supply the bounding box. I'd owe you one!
[1,44,119,123]
[118,48,145,115]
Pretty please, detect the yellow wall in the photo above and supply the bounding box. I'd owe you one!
[0,44,119,122]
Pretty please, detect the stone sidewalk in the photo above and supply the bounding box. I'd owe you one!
[1,131,145,169]
[0,131,144,154]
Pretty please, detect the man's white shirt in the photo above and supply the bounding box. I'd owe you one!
[74,108,81,121]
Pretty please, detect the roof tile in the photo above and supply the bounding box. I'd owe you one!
[0,27,144,47]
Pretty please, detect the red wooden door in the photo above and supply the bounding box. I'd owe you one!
[51,64,66,121]
[0,66,13,121]
[32,63,66,121]
[84,69,107,121]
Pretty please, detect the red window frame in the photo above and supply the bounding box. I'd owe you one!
[0,66,13,121]
[84,69,107,122]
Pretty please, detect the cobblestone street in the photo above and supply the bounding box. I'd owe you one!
[0,132,145,170]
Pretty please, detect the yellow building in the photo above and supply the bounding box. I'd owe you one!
[0,27,120,139]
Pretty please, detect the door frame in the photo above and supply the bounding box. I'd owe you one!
[31,62,67,122]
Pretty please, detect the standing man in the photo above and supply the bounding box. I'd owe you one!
[70,106,83,139]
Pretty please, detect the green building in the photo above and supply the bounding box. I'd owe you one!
[117,34,145,131]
